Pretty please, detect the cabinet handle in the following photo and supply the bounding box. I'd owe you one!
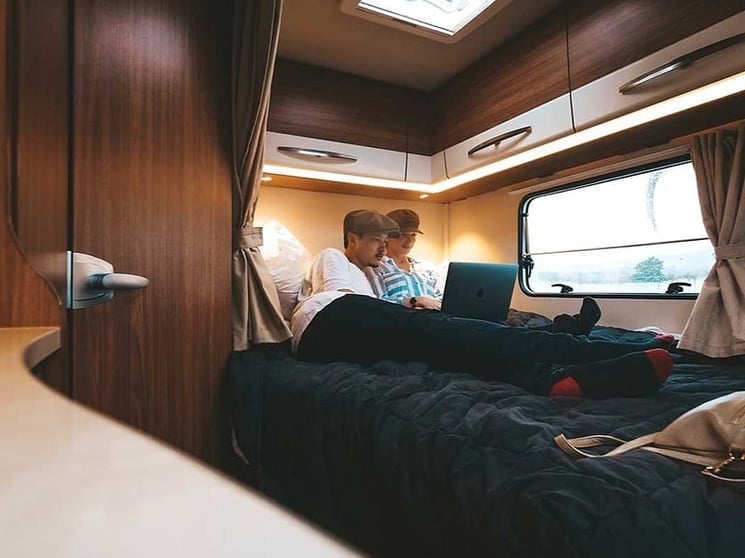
[467,126,532,157]
[277,146,358,163]
[619,32,745,95]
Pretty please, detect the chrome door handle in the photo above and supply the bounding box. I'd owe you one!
[467,126,532,157]
[619,32,745,94]
[68,252,149,309]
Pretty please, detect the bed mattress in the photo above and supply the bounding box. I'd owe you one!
[227,327,745,558]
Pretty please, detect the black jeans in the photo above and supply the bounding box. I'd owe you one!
[296,295,659,395]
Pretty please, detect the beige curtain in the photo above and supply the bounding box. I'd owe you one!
[232,0,291,350]
[678,125,745,358]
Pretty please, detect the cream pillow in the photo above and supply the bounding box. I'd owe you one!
[259,221,313,321]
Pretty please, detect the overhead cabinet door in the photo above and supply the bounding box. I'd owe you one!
[443,94,574,178]
[265,132,407,181]
[571,10,745,130]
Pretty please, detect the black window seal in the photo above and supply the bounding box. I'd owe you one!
[517,154,703,300]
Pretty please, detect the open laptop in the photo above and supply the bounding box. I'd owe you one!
[440,262,519,322]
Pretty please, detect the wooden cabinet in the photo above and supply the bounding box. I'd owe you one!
[265,2,745,194]
[268,59,418,153]
[266,9,573,185]
[442,94,573,178]
[571,10,745,130]
[567,0,744,91]
[430,8,570,154]
[267,58,436,184]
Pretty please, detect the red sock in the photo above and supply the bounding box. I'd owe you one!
[645,348,674,383]
[654,333,675,349]
[550,376,583,397]
[548,349,673,399]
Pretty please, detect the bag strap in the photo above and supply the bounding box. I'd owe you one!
[555,434,745,487]
[554,433,655,458]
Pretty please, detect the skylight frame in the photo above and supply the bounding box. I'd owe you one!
[339,0,510,43]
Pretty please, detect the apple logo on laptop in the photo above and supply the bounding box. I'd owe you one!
[477,288,484,298]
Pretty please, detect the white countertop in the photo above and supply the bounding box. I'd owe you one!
[0,327,359,557]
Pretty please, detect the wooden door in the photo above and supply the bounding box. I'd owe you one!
[71,0,232,463]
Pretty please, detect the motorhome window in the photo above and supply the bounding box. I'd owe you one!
[519,156,713,298]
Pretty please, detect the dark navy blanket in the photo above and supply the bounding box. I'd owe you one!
[227,327,745,558]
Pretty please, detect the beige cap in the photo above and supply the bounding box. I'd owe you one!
[386,209,423,234]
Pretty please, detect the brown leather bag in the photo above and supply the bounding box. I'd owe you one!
[555,391,745,487]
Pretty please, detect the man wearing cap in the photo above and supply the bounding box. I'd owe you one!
[289,209,675,400]
[367,209,442,310]
[291,209,399,356]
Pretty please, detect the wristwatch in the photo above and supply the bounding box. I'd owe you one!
[409,297,417,307]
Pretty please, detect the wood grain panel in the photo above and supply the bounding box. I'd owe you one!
[268,58,421,153]
[1,0,66,388]
[13,0,69,304]
[431,8,570,153]
[7,0,70,393]
[568,0,744,90]
[406,89,433,155]
[72,0,231,463]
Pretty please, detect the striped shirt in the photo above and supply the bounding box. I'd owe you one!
[366,256,442,304]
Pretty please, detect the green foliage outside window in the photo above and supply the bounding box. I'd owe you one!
[630,256,667,283]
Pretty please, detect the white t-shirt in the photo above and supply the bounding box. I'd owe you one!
[290,248,375,352]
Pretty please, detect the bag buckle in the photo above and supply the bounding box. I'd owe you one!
[705,449,745,474]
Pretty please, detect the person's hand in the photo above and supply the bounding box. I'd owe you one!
[413,296,441,311]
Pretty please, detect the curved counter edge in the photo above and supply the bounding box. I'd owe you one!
[0,327,359,557]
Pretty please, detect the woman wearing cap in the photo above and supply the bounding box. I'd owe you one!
[367,209,442,310]
[374,209,601,334]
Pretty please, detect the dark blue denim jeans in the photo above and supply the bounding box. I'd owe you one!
[297,295,657,394]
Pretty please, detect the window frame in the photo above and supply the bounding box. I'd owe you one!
[517,154,708,300]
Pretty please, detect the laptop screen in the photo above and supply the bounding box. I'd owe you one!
[440,262,519,322]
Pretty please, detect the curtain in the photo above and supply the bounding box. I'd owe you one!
[231,0,291,350]
[678,125,745,358]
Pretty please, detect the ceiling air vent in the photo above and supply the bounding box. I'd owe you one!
[339,0,512,43]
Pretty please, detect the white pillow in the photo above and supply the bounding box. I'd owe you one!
[260,221,313,321]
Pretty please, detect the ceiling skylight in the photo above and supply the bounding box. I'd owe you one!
[340,0,506,42]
